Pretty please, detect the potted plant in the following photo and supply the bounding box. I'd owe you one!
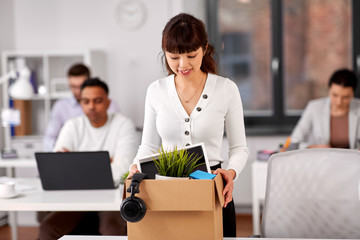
[153,145,204,179]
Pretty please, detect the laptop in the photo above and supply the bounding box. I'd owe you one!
[138,143,211,179]
[35,151,117,190]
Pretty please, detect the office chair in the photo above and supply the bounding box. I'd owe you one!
[261,148,360,238]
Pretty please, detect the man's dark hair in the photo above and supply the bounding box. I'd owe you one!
[80,77,109,94]
[68,63,91,78]
[328,68,358,92]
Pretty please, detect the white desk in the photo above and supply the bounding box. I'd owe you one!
[59,237,258,240]
[0,157,37,239]
[59,237,246,240]
[251,160,268,235]
[60,237,128,240]
[0,157,36,177]
[0,178,123,240]
[59,237,352,240]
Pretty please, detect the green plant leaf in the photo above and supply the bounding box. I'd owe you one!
[153,145,205,177]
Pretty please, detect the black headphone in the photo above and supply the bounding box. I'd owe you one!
[120,173,148,223]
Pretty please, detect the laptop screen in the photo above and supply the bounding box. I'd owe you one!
[35,151,115,190]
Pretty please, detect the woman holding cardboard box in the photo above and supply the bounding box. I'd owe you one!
[130,13,249,237]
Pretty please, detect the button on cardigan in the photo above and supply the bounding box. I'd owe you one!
[134,73,249,180]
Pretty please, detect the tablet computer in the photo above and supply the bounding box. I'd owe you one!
[138,143,210,179]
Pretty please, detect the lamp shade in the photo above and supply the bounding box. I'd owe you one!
[8,76,34,99]
[8,66,33,100]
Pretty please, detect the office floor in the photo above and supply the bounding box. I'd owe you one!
[0,214,253,239]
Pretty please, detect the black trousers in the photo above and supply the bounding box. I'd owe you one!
[211,164,237,237]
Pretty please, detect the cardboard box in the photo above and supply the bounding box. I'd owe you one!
[125,174,225,240]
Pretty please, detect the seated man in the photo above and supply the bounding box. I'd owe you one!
[43,63,119,151]
[290,69,360,149]
[38,78,139,240]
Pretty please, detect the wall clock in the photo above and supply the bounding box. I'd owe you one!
[115,0,147,31]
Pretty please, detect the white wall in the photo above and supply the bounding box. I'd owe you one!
[11,0,205,127]
[0,0,15,149]
[0,0,14,57]
[0,0,15,221]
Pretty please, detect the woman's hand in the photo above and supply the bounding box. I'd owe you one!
[56,147,70,152]
[308,144,331,148]
[213,168,236,208]
[128,164,140,178]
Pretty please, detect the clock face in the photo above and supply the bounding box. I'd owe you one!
[114,0,147,30]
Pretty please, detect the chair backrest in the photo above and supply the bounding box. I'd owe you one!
[261,148,360,238]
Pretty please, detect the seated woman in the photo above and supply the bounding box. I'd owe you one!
[290,69,360,149]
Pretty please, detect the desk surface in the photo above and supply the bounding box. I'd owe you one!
[59,237,246,240]
[0,178,123,211]
[59,237,356,240]
[0,157,36,168]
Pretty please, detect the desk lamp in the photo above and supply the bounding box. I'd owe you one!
[0,59,34,158]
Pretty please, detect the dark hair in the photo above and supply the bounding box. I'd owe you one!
[161,13,217,75]
[80,77,109,94]
[328,68,358,92]
[68,63,91,78]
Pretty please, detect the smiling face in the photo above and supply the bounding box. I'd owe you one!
[80,86,110,127]
[329,83,354,113]
[165,47,205,79]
